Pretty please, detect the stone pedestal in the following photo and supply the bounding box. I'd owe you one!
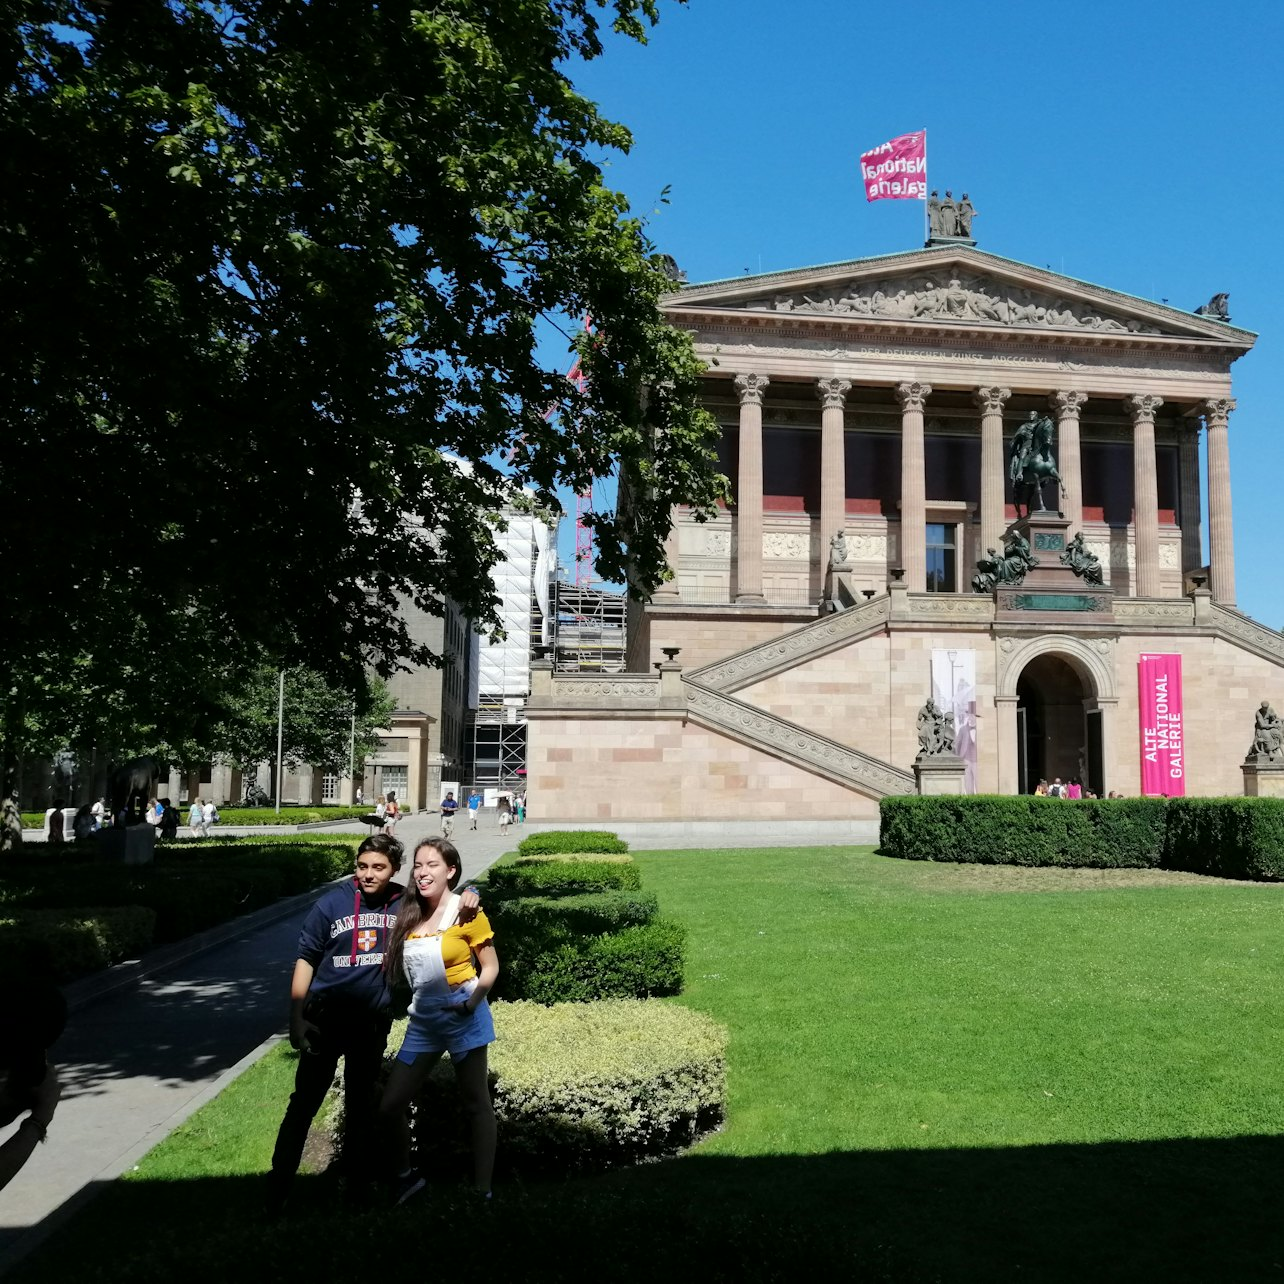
[1242,759,1284,798]
[914,755,967,796]
[98,824,156,865]
[993,513,1115,624]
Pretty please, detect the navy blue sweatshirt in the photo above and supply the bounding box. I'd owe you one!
[296,879,403,1013]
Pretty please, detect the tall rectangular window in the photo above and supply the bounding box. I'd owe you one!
[926,523,957,593]
[321,774,339,803]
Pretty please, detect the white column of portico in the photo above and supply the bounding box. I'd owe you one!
[653,505,681,600]
[1125,393,1163,597]
[973,385,1011,553]
[1176,421,1203,577]
[1203,396,1237,605]
[1050,390,1088,531]
[733,373,768,603]
[895,381,931,591]
[817,378,852,564]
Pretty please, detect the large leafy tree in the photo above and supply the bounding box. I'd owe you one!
[1,0,725,772]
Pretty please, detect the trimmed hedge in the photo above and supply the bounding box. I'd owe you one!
[880,796,1168,868]
[1163,798,1284,881]
[515,852,635,865]
[489,889,658,937]
[0,838,359,973]
[516,830,629,856]
[880,795,1284,882]
[208,806,370,826]
[498,919,687,1005]
[485,857,642,899]
[389,998,726,1168]
[0,905,156,983]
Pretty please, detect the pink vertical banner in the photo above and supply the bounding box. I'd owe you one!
[1138,654,1186,796]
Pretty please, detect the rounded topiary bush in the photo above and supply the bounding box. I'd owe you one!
[516,831,629,856]
[387,998,726,1169]
[485,857,642,899]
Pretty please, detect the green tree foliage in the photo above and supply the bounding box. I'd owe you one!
[0,0,726,759]
[212,665,394,780]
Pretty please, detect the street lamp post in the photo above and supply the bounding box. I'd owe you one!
[275,669,285,815]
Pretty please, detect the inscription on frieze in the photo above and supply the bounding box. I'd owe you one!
[1004,592,1111,613]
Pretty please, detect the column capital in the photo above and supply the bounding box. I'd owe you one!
[1201,396,1236,429]
[1049,389,1088,417]
[734,372,770,406]
[895,381,932,412]
[972,385,1011,414]
[816,377,852,409]
[1124,393,1164,425]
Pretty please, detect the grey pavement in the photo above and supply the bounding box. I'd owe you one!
[0,811,521,1273]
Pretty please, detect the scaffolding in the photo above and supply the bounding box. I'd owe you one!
[551,580,627,673]
[463,509,556,788]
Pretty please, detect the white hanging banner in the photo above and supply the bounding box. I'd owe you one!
[932,649,977,793]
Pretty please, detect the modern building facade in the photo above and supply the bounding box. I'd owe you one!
[526,243,1284,837]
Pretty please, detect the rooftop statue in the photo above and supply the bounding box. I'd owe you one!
[1009,411,1064,517]
[1194,292,1230,322]
[972,530,1039,594]
[916,697,956,759]
[1247,701,1283,763]
[1059,532,1104,586]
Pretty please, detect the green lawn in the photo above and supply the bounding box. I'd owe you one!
[14,848,1284,1283]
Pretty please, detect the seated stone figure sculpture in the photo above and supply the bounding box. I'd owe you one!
[1059,532,1104,586]
[916,697,956,759]
[1249,701,1283,762]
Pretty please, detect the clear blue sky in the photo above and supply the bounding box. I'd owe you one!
[550,0,1283,628]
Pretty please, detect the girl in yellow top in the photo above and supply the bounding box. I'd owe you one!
[380,837,498,1202]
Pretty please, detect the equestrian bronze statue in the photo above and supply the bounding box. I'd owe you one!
[1009,411,1065,517]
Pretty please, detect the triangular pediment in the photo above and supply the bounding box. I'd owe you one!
[662,246,1254,346]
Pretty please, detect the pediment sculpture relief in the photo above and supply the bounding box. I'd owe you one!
[740,272,1160,335]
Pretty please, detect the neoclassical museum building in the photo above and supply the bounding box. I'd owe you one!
[526,241,1284,839]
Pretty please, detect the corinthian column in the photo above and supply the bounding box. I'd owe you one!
[653,505,681,599]
[816,377,852,570]
[1203,397,1237,605]
[1125,393,1163,598]
[895,381,931,591]
[1049,390,1088,531]
[973,385,1011,553]
[733,373,769,603]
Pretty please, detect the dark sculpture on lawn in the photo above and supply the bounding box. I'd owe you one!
[1247,701,1283,763]
[1009,411,1065,517]
[1060,532,1104,586]
[108,756,162,826]
[972,530,1039,593]
[916,697,956,759]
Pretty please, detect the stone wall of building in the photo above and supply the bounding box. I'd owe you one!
[528,714,880,823]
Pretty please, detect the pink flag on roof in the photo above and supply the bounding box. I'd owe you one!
[859,131,927,202]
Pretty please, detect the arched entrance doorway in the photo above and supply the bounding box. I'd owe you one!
[1016,653,1104,797]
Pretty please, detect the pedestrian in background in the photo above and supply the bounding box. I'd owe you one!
[189,798,207,838]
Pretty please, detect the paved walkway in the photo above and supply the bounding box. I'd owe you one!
[0,812,521,1271]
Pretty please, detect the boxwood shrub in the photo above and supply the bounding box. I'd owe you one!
[516,831,629,856]
[496,919,686,1004]
[0,905,156,983]
[1163,798,1284,881]
[880,796,1168,868]
[485,857,642,899]
[488,889,658,938]
[386,998,726,1169]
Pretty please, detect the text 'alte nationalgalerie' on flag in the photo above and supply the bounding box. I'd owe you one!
[859,130,926,202]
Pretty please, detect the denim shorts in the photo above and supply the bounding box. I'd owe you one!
[395,998,495,1064]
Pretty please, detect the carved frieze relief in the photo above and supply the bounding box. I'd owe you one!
[737,272,1162,335]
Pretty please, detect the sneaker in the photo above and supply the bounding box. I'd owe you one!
[394,1171,426,1205]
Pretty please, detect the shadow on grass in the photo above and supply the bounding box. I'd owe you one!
[9,1133,1283,1283]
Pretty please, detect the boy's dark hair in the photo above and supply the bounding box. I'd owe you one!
[357,832,404,870]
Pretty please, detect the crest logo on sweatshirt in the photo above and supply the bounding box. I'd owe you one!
[357,929,378,952]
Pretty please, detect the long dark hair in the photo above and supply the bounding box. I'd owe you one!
[383,837,461,982]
